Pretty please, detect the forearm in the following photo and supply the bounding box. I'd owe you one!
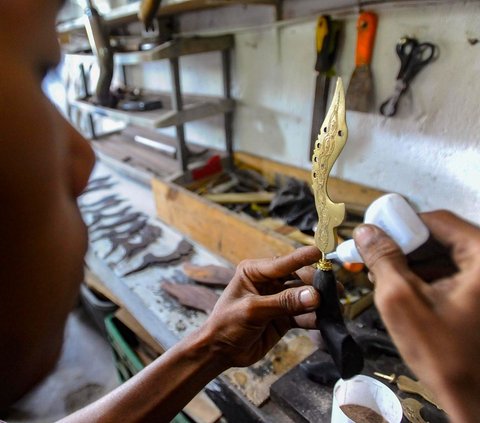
[59,324,227,423]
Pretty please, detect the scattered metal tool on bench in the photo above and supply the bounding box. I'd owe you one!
[103,232,134,259]
[91,218,148,242]
[182,262,234,287]
[161,281,220,314]
[122,240,193,276]
[80,194,120,210]
[346,11,378,112]
[87,175,112,186]
[375,372,442,410]
[311,78,364,379]
[82,198,126,214]
[86,206,132,227]
[309,15,341,158]
[115,224,163,262]
[81,182,116,195]
[90,212,145,233]
[380,37,436,117]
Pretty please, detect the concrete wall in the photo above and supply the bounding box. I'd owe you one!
[127,0,480,224]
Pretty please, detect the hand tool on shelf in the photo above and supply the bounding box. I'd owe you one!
[84,0,116,107]
[309,15,341,159]
[380,37,436,117]
[138,0,163,32]
[122,239,193,276]
[374,372,443,410]
[311,78,364,379]
[346,11,378,112]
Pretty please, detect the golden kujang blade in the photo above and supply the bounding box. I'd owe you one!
[311,78,348,258]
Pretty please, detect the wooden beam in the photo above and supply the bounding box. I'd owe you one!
[152,178,298,264]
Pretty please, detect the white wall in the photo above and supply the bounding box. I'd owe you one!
[130,0,480,224]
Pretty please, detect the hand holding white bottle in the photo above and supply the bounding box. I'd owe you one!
[326,193,429,263]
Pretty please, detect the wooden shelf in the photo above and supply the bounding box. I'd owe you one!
[57,0,279,35]
[64,35,233,67]
[91,128,223,183]
[69,93,234,129]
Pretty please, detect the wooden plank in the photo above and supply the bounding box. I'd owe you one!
[70,96,234,129]
[204,191,274,204]
[259,218,316,246]
[152,178,298,264]
[234,151,385,208]
[115,35,234,66]
[158,0,278,16]
[57,0,278,35]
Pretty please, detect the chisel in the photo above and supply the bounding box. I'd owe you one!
[309,16,340,159]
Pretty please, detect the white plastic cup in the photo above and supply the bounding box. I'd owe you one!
[331,375,403,423]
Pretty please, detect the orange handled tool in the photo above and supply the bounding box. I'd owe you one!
[355,11,378,66]
[346,11,378,112]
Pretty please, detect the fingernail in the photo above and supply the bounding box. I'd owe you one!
[300,288,317,308]
[353,225,376,247]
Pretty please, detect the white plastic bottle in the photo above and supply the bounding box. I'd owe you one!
[326,193,429,263]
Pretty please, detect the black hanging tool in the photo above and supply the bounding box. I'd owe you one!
[380,37,436,117]
[313,268,364,379]
[309,16,341,159]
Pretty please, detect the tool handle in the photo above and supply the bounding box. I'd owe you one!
[314,16,331,73]
[355,11,378,67]
[314,269,364,379]
[138,0,162,30]
[397,375,442,410]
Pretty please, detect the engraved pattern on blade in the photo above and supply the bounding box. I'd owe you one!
[311,78,348,254]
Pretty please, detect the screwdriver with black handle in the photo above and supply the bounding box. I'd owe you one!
[309,16,341,159]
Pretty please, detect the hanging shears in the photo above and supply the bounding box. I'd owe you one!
[380,37,437,117]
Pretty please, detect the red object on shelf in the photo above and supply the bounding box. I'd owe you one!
[191,155,223,180]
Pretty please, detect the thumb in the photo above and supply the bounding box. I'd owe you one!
[254,286,320,320]
[353,224,410,280]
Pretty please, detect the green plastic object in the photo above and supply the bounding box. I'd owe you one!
[104,314,190,423]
